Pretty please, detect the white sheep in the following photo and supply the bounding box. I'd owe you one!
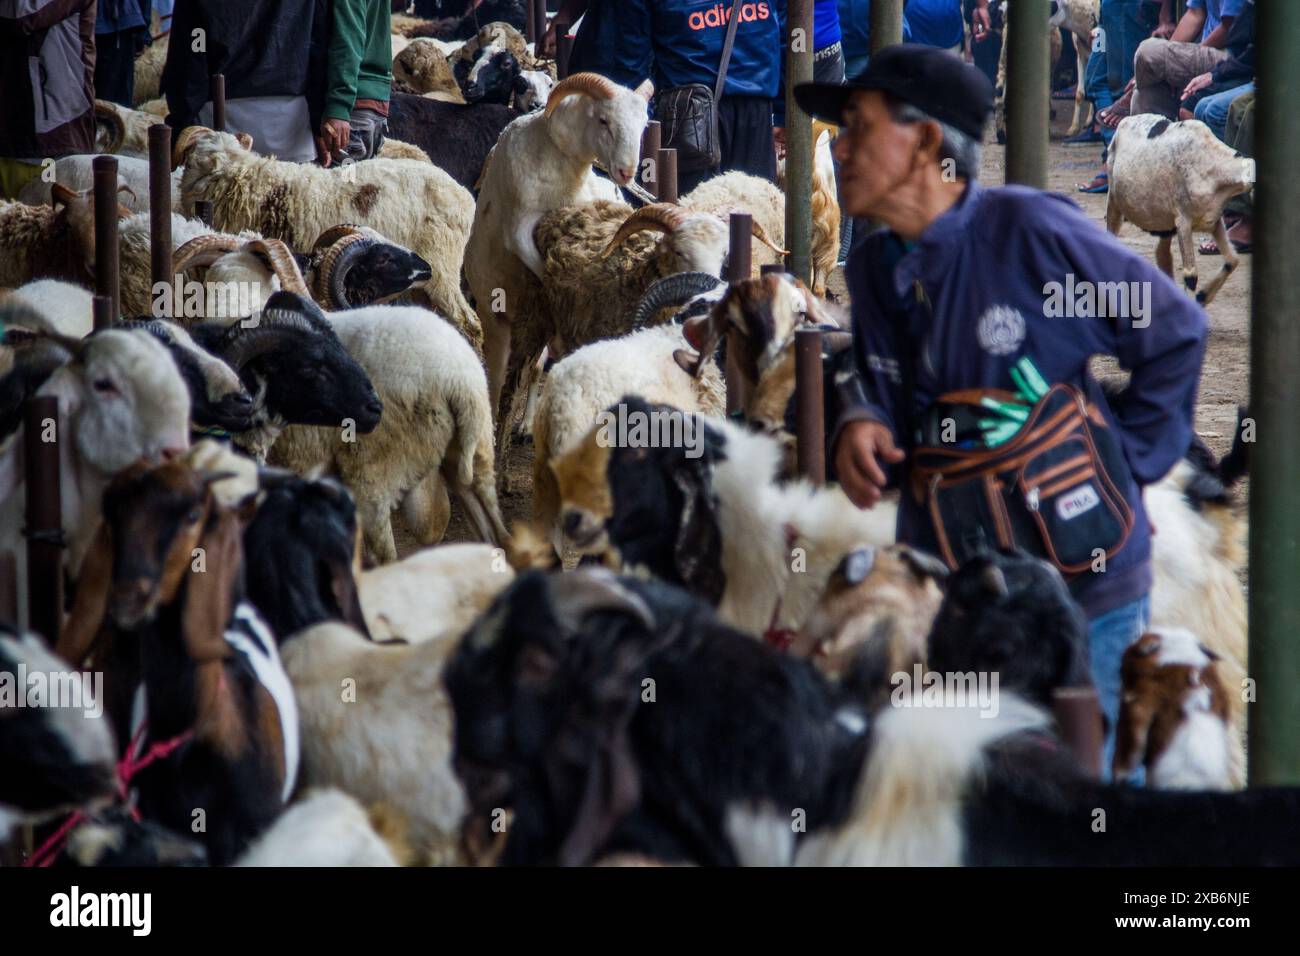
[464,71,654,410]
[234,789,402,867]
[2,280,94,338]
[277,621,467,862]
[512,69,555,113]
[1107,113,1255,305]
[535,320,727,548]
[680,171,788,272]
[132,34,169,105]
[265,304,507,563]
[0,330,191,627]
[18,154,181,215]
[173,127,482,350]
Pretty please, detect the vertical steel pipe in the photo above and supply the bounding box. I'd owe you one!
[23,397,63,645]
[727,212,753,282]
[870,0,904,52]
[795,328,825,484]
[148,123,173,305]
[784,0,814,284]
[655,148,678,203]
[92,155,120,320]
[210,74,227,132]
[1005,0,1050,188]
[640,121,661,193]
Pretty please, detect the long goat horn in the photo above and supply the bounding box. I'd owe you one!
[244,239,311,297]
[600,204,688,259]
[544,72,618,118]
[93,101,127,154]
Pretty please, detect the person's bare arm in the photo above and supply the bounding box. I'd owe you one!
[542,0,590,57]
[1171,7,1206,43]
[1201,16,1234,49]
[1152,0,1176,38]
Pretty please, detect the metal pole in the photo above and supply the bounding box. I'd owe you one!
[727,212,753,282]
[640,121,661,193]
[195,199,214,226]
[148,124,173,302]
[1248,0,1300,787]
[760,263,785,276]
[0,551,17,628]
[531,0,547,54]
[1052,687,1103,779]
[92,155,120,320]
[655,148,678,203]
[556,25,573,79]
[92,295,114,332]
[870,0,904,53]
[210,74,227,132]
[784,0,814,285]
[1005,0,1050,189]
[24,396,63,645]
[795,327,825,484]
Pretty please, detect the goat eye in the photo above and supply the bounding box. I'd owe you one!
[92,378,117,394]
[186,508,203,524]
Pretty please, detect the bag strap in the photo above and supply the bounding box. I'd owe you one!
[714,0,746,103]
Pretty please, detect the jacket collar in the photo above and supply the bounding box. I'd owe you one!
[892,180,983,299]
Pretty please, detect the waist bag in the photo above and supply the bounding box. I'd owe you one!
[652,0,743,174]
[910,384,1136,575]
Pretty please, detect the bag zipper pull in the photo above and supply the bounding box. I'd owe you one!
[1027,486,1041,511]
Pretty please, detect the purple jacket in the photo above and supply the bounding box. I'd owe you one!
[837,182,1208,618]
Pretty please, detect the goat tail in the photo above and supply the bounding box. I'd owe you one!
[796,696,1050,867]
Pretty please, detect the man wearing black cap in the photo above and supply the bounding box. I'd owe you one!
[796,44,1209,778]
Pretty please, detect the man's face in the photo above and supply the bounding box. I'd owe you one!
[833,90,926,219]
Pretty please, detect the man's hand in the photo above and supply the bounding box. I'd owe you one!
[541,20,559,58]
[971,3,992,43]
[773,126,785,160]
[1181,71,1213,101]
[835,419,906,508]
[321,118,351,158]
[1152,20,1176,39]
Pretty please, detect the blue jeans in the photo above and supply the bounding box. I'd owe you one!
[1088,595,1150,784]
[1195,82,1255,141]
[1101,0,1158,97]
[1085,46,1116,149]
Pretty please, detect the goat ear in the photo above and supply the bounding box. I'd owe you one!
[57,522,113,667]
[670,451,726,606]
[326,550,372,640]
[899,546,950,587]
[181,506,242,661]
[672,347,701,377]
[1111,687,1157,781]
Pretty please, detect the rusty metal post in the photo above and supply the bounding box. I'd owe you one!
[795,327,825,484]
[210,74,227,132]
[1052,687,1104,779]
[92,295,114,332]
[640,121,661,193]
[23,397,63,645]
[727,212,753,282]
[655,148,678,203]
[0,551,17,628]
[148,124,173,304]
[195,199,213,226]
[525,0,536,45]
[760,263,785,276]
[92,155,120,320]
[530,0,547,53]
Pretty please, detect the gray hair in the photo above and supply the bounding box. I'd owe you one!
[888,99,982,182]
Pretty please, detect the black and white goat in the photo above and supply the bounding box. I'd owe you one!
[56,460,297,865]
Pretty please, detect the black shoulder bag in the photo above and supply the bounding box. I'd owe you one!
[652,0,745,174]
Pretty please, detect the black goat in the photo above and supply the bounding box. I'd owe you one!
[444,569,869,866]
[242,470,371,641]
[927,549,1093,710]
[190,292,383,456]
[387,92,516,191]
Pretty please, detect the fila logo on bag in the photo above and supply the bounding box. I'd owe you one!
[688,2,771,30]
[1056,484,1101,521]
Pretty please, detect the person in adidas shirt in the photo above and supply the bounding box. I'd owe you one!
[607,1,788,194]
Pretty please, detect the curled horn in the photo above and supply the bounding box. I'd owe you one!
[171,125,214,170]
[749,220,789,257]
[93,101,127,154]
[244,239,311,297]
[217,324,302,370]
[601,204,689,259]
[235,132,254,151]
[628,271,724,330]
[172,234,243,277]
[544,72,618,117]
[319,233,375,310]
[310,225,367,257]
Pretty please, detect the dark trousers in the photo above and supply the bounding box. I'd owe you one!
[679,95,777,195]
[94,30,137,107]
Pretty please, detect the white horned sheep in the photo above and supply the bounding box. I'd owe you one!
[1113,627,1234,790]
[535,319,727,549]
[1106,113,1255,305]
[18,154,181,214]
[262,303,508,563]
[93,99,160,158]
[464,71,654,410]
[172,127,482,350]
[0,330,191,628]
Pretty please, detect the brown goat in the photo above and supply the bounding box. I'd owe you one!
[58,460,295,864]
[1114,628,1234,790]
[0,185,133,288]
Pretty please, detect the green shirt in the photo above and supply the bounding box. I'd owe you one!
[324,0,393,122]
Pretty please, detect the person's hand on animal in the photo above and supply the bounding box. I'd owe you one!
[1181,71,1213,102]
[835,420,906,509]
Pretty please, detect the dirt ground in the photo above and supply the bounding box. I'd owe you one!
[413,106,1252,557]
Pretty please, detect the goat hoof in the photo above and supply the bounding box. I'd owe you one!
[1196,291,1209,304]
